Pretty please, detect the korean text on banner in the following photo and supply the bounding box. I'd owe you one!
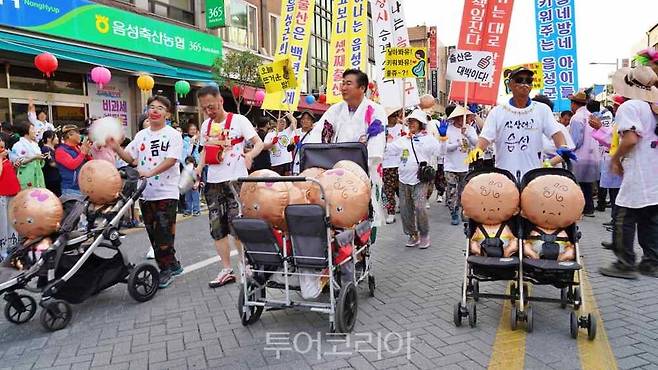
[384,47,428,79]
[447,49,494,84]
[258,58,298,93]
[503,62,544,92]
[534,0,578,112]
[449,0,515,105]
[261,0,315,111]
[326,0,369,104]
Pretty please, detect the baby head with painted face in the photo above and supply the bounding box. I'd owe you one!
[521,174,584,230]
[462,172,520,226]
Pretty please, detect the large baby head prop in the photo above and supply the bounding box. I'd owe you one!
[79,160,123,205]
[521,174,584,229]
[9,189,63,239]
[308,168,370,228]
[461,172,519,225]
[240,169,291,230]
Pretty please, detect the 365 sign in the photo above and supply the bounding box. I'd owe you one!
[206,0,225,29]
[446,49,494,84]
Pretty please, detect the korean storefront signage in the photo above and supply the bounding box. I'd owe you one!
[534,0,578,112]
[87,75,134,137]
[372,0,420,110]
[258,58,298,93]
[447,49,495,84]
[206,0,226,29]
[449,0,515,105]
[262,0,315,111]
[0,0,222,66]
[326,0,369,104]
[384,47,428,79]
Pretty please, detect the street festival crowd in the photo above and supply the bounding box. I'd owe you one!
[1,50,658,294]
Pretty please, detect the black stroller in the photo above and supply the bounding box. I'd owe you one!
[230,143,375,333]
[0,167,160,331]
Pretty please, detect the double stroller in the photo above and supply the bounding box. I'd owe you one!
[230,143,375,333]
[0,167,159,331]
[454,165,597,340]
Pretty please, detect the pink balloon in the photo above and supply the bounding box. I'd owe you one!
[91,66,112,89]
[254,89,265,102]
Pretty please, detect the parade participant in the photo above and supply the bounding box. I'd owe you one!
[382,107,405,224]
[568,90,600,217]
[533,95,576,168]
[291,110,315,175]
[264,112,296,176]
[55,125,91,196]
[310,69,387,227]
[11,120,46,190]
[385,109,441,248]
[110,95,184,288]
[39,130,61,196]
[426,112,447,204]
[248,117,272,172]
[0,136,20,261]
[559,111,573,127]
[195,85,264,288]
[469,66,571,178]
[27,97,55,142]
[599,66,658,279]
[444,105,478,225]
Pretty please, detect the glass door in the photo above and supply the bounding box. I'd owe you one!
[51,104,86,129]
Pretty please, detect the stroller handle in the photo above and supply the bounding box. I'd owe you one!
[236,176,308,183]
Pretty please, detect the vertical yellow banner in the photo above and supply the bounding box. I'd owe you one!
[326,0,368,104]
[262,0,316,111]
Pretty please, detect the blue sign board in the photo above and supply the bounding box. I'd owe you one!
[534,0,579,112]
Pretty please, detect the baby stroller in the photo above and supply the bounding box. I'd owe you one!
[0,167,159,331]
[514,166,597,339]
[230,143,375,333]
[454,167,521,328]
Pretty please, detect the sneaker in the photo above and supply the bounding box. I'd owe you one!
[192,212,200,217]
[436,195,443,203]
[134,222,145,228]
[146,248,155,260]
[638,262,658,277]
[418,235,430,249]
[386,215,396,224]
[158,269,175,289]
[183,212,191,217]
[405,235,419,247]
[451,212,460,225]
[395,206,400,214]
[209,268,236,288]
[171,261,184,276]
[583,212,595,218]
[599,262,638,279]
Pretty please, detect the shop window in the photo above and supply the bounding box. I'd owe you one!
[9,66,83,95]
[219,0,258,51]
[269,14,279,56]
[149,0,195,25]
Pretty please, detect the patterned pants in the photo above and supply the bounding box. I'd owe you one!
[399,182,429,237]
[445,171,467,213]
[382,167,399,215]
[140,199,179,270]
[205,182,240,241]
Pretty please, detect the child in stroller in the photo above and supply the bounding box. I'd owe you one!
[0,167,160,331]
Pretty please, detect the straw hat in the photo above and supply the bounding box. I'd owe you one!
[447,105,475,120]
[612,66,658,103]
[385,106,402,117]
[405,109,429,126]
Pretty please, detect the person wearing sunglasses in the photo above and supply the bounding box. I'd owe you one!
[468,66,571,179]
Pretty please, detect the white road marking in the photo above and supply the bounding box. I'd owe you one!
[180,250,238,276]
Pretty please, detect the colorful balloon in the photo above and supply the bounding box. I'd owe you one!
[78,160,123,205]
[240,169,291,230]
[231,85,242,97]
[174,80,191,98]
[305,95,316,105]
[333,160,370,189]
[34,52,58,77]
[461,172,519,225]
[292,167,326,204]
[521,174,585,229]
[254,89,266,102]
[318,94,327,104]
[137,74,155,91]
[9,188,63,239]
[90,66,112,89]
[308,168,370,228]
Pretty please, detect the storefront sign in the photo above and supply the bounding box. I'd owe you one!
[258,58,298,93]
[206,0,225,29]
[534,0,578,111]
[87,76,134,137]
[0,0,222,66]
[430,69,438,98]
[429,26,438,69]
[503,62,545,93]
[384,47,427,79]
[447,49,494,84]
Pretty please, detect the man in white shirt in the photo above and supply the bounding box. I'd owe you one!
[382,107,405,224]
[111,95,183,289]
[444,105,478,225]
[469,67,570,179]
[263,113,296,175]
[599,66,658,279]
[195,86,264,288]
[27,97,55,142]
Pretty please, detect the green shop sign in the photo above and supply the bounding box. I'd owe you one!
[0,0,222,66]
[206,0,226,29]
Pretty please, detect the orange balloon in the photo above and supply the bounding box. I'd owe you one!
[308,168,370,228]
[240,169,291,229]
[521,174,585,229]
[288,185,308,205]
[419,94,435,110]
[9,188,63,239]
[293,167,326,203]
[333,160,371,190]
[79,160,123,205]
[461,173,519,225]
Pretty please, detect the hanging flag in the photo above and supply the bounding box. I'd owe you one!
[449,0,515,105]
[372,0,420,110]
[262,0,315,111]
[326,0,368,104]
[534,0,579,112]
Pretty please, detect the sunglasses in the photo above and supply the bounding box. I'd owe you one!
[512,76,534,85]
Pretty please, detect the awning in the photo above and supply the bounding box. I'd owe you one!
[0,30,213,82]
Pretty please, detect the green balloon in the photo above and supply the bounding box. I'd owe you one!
[175,80,191,97]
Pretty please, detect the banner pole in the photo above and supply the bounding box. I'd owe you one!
[463,82,469,125]
[401,78,406,121]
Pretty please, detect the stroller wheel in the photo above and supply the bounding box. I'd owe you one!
[570,311,579,339]
[510,283,518,305]
[336,283,358,333]
[472,280,479,302]
[525,306,534,333]
[40,300,72,332]
[453,302,463,327]
[573,287,582,310]
[510,306,518,331]
[238,280,265,326]
[128,263,160,302]
[4,294,37,324]
[560,288,568,309]
[587,313,597,340]
[467,302,477,328]
[368,275,376,297]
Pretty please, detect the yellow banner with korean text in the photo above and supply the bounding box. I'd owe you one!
[258,58,298,93]
[384,47,428,79]
[503,62,544,93]
[326,0,369,104]
[262,0,315,111]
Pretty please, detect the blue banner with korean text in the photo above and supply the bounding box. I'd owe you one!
[534,0,578,112]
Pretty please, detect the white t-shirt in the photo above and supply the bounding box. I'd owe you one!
[542,124,576,157]
[387,133,441,185]
[28,112,55,142]
[481,101,562,178]
[444,124,478,173]
[426,119,446,165]
[126,125,183,201]
[614,100,658,209]
[199,114,257,184]
[383,124,407,168]
[264,127,293,167]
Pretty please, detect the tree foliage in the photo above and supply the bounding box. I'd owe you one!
[212,50,264,115]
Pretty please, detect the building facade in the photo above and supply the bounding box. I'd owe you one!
[408,25,448,113]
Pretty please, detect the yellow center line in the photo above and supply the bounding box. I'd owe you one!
[577,264,618,370]
[487,283,527,370]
